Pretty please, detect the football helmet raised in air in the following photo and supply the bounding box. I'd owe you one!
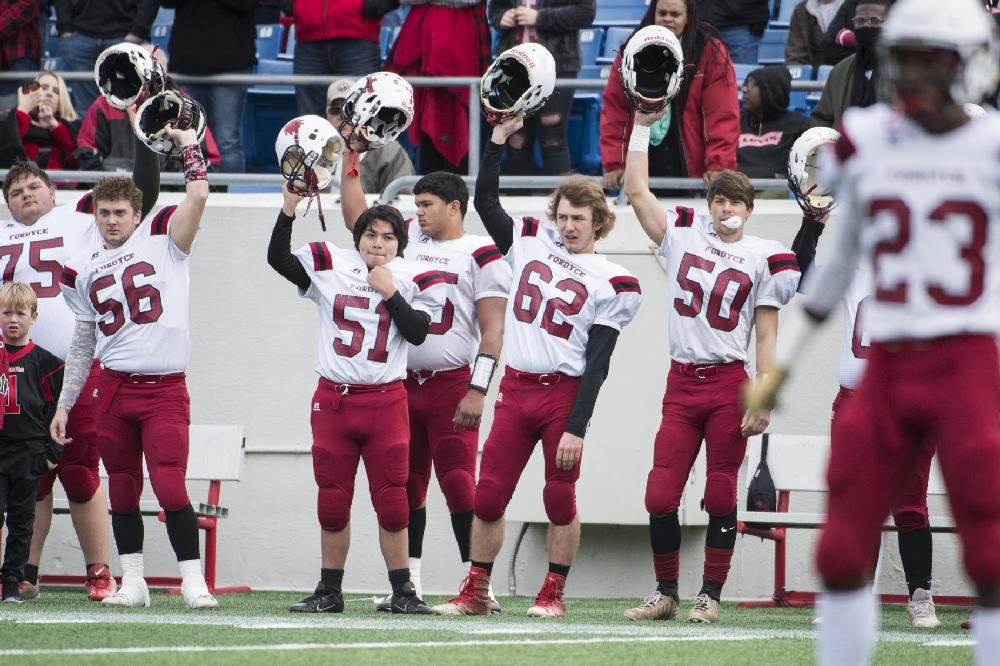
[94,42,166,110]
[619,26,685,113]
[338,72,414,151]
[480,43,556,124]
[787,126,840,218]
[133,89,206,156]
[879,0,999,106]
[275,115,344,191]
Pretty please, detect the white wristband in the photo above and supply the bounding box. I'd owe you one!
[628,124,651,153]
[469,353,498,394]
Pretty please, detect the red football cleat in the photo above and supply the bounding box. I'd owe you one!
[431,567,492,616]
[86,564,117,601]
[527,572,567,617]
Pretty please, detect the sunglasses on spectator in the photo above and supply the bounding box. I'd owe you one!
[851,16,884,27]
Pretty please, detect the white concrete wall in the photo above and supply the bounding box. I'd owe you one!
[3,191,972,600]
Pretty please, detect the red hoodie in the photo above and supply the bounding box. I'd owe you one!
[599,35,739,178]
[292,0,380,43]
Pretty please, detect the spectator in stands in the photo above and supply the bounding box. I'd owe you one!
[54,0,159,112]
[695,0,769,64]
[287,0,383,118]
[388,0,492,174]
[325,78,414,194]
[785,0,848,69]
[489,0,596,176]
[2,70,79,170]
[810,0,890,128]
[161,0,257,174]
[600,0,739,189]
[819,0,858,65]
[0,1,42,109]
[736,65,811,178]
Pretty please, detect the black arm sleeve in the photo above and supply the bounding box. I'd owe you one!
[474,141,515,254]
[565,324,620,438]
[790,216,826,289]
[267,211,312,292]
[132,136,160,219]
[384,292,432,345]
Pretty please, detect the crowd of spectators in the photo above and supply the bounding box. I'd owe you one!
[1,0,997,187]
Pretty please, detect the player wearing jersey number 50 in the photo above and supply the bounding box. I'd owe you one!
[50,125,218,610]
[267,186,446,615]
[433,114,642,618]
[621,109,799,625]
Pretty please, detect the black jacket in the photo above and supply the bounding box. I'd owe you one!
[489,0,595,76]
[737,65,811,178]
[161,0,259,75]
[697,0,770,35]
[53,0,158,40]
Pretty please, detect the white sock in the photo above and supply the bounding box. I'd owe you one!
[816,587,877,666]
[178,559,208,592]
[408,557,422,597]
[973,606,1000,665]
[118,553,145,589]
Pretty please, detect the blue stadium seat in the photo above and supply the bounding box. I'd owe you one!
[252,58,294,94]
[578,27,604,67]
[243,61,297,172]
[256,24,282,61]
[567,91,603,175]
[151,23,171,52]
[155,6,174,24]
[805,64,833,110]
[280,24,296,59]
[45,22,60,57]
[786,64,813,112]
[757,27,787,64]
[597,26,632,64]
[593,0,649,26]
[380,26,401,64]
[775,0,797,24]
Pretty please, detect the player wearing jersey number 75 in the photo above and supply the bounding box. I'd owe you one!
[51,125,218,611]
[621,107,800,624]
[268,184,446,615]
[432,113,642,618]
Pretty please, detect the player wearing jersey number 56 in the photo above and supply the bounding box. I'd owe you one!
[50,126,217,610]
[433,114,642,618]
[268,186,445,615]
[622,109,799,624]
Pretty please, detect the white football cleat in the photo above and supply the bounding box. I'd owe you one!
[182,584,219,610]
[101,581,150,608]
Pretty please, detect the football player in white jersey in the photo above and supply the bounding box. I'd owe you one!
[268,185,445,615]
[746,0,1000,662]
[50,126,219,610]
[341,166,512,610]
[1,141,159,601]
[790,129,940,629]
[433,114,642,617]
[621,110,799,624]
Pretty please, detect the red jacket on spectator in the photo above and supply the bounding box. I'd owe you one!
[599,37,739,178]
[291,0,379,43]
[14,108,78,170]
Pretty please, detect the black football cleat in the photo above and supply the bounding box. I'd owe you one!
[389,581,432,614]
[289,584,344,613]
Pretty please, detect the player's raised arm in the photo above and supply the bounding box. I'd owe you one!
[473,114,524,254]
[129,103,161,219]
[164,125,209,255]
[267,185,312,292]
[622,109,669,246]
[340,148,367,232]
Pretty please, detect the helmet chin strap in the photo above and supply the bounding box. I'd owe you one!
[299,168,326,232]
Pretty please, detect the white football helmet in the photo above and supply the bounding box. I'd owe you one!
[619,26,685,113]
[274,115,344,190]
[133,90,206,156]
[787,127,840,216]
[879,0,999,105]
[480,43,556,124]
[338,72,414,151]
[94,42,166,110]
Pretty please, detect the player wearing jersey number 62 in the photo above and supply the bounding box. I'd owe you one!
[432,113,642,618]
[267,185,446,615]
[621,107,800,625]
[50,124,217,610]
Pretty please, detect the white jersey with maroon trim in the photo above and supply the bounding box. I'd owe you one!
[293,241,446,385]
[503,216,641,376]
[61,205,192,374]
[658,205,800,365]
[402,219,512,371]
[806,105,1000,341]
[0,190,102,359]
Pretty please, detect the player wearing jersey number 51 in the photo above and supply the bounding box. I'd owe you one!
[621,108,799,624]
[50,125,217,610]
[433,114,642,618]
[267,186,445,615]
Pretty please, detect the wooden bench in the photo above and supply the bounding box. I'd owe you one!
[41,425,250,594]
[735,433,967,607]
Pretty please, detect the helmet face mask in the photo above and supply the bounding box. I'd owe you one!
[338,73,413,151]
[133,90,206,156]
[95,42,166,110]
[787,127,840,217]
[480,44,556,124]
[275,115,343,191]
[620,26,685,113]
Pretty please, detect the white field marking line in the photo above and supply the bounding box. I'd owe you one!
[0,635,764,656]
[0,610,974,646]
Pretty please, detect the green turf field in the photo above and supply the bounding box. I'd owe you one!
[0,588,975,665]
